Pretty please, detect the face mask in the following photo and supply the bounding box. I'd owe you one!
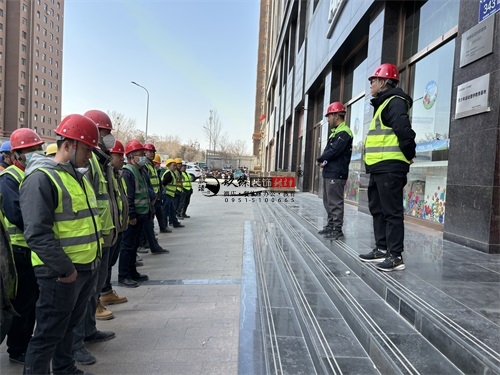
[24,150,45,164]
[102,134,116,150]
[135,156,148,167]
[76,167,89,175]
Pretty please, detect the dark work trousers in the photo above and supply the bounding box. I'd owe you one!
[163,193,180,227]
[177,191,186,216]
[154,198,167,229]
[73,246,110,350]
[179,189,192,216]
[102,232,123,294]
[142,216,162,252]
[367,172,407,254]
[322,178,346,230]
[173,193,181,217]
[118,219,145,280]
[7,246,38,357]
[24,266,98,375]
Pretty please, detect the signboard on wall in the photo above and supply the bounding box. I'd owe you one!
[479,0,500,22]
[455,73,490,119]
[460,15,495,67]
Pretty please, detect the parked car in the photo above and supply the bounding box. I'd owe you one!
[185,163,202,181]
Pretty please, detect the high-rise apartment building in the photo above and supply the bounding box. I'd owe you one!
[0,0,64,141]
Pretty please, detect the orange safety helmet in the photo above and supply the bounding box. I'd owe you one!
[109,140,125,154]
[83,110,113,131]
[324,102,346,117]
[368,63,399,82]
[143,143,156,152]
[124,140,145,156]
[55,114,99,148]
[10,128,44,151]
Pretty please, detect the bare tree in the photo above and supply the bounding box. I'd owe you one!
[203,109,223,152]
[108,110,138,144]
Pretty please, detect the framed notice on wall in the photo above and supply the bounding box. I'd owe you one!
[460,15,495,67]
[455,73,490,119]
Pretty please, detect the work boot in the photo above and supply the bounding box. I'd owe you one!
[74,347,96,365]
[95,299,114,320]
[100,290,127,305]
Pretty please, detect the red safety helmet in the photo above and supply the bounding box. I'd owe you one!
[83,110,113,131]
[109,140,125,154]
[325,102,346,117]
[124,140,145,155]
[368,63,399,82]
[143,143,156,152]
[10,128,44,151]
[55,114,99,148]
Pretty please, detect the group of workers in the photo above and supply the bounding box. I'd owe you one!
[0,110,194,374]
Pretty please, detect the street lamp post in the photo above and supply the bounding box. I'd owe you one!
[131,81,149,141]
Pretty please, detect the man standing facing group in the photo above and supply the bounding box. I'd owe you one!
[317,102,353,240]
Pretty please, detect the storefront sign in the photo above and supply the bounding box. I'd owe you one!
[455,73,490,119]
[479,0,500,22]
[460,15,495,67]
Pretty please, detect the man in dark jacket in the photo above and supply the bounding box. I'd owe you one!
[359,63,416,272]
[317,102,353,240]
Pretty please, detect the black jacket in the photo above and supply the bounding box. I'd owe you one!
[366,87,416,174]
[317,123,353,180]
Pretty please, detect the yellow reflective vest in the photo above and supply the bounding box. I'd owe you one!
[182,171,192,191]
[364,96,411,166]
[146,163,160,194]
[1,165,28,248]
[31,168,102,266]
[88,153,115,236]
[162,169,178,197]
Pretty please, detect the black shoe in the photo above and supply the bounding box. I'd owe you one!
[376,253,405,272]
[118,278,139,288]
[8,353,25,364]
[359,248,387,262]
[160,227,172,233]
[318,227,332,235]
[151,248,169,254]
[136,261,143,267]
[72,369,95,375]
[73,347,96,365]
[182,214,190,218]
[173,224,185,228]
[132,273,149,282]
[84,330,116,343]
[324,230,343,239]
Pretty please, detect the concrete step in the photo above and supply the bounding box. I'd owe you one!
[251,201,464,374]
[282,195,500,375]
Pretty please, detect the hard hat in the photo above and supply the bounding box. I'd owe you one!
[83,110,113,130]
[10,128,44,151]
[368,63,399,82]
[124,139,145,156]
[143,143,156,152]
[0,140,12,153]
[55,114,99,148]
[109,140,125,154]
[45,143,58,156]
[153,154,161,163]
[325,102,346,117]
[165,158,175,166]
[174,158,182,164]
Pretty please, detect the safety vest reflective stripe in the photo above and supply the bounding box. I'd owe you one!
[364,96,410,166]
[175,171,183,192]
[29,168,102,266]
[123,164,150,214]
[88,154,114,234]
[182,172,192,190]
[146,163,160,194]
[1,165,28,247]
[162,169,177,197]
[111,174,126,228]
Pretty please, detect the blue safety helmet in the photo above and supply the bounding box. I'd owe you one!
[0,141,11,153]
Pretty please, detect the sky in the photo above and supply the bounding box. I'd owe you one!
[61,0,260,151]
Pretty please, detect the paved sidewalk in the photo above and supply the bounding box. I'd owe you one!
[0,183,253,375]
